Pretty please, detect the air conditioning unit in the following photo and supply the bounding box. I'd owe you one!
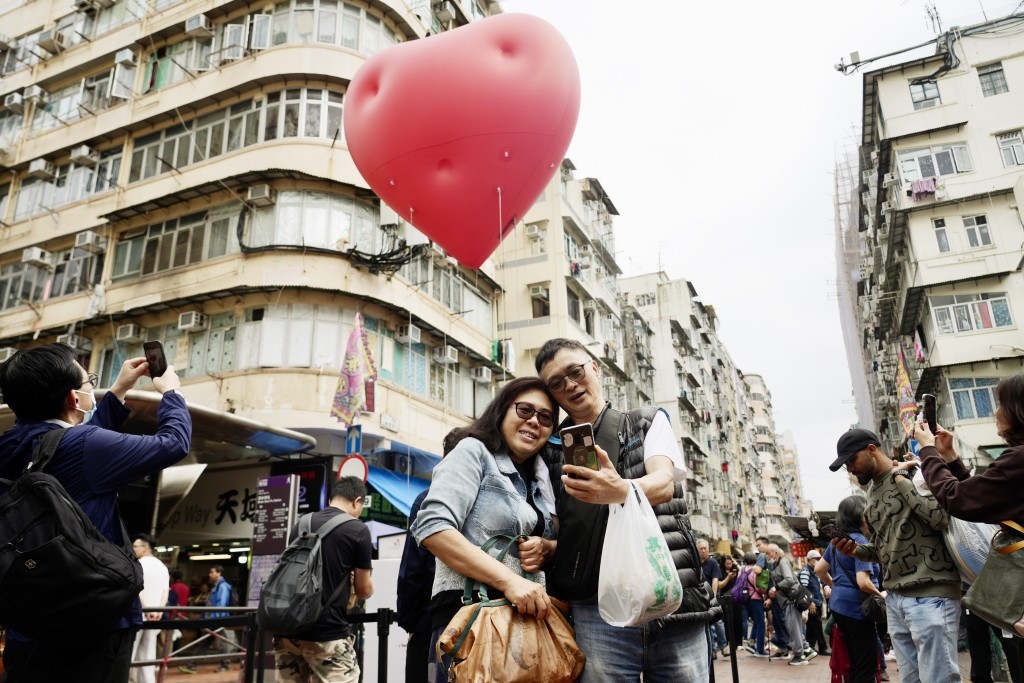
[861,191,870,205]
[177,310,207,332]
[74,0,100,11]
[470,366,492,384]
[396,324,421,344]
[56,333,83,348]
[434,0,455,23]
[115,323,146,343]
[882,172,896,187]
[94,0,115,7]
[2,93,23,114]
[525,224,544,239]
[579,256,592,269]
[429,242,447,265]
[74,230,106,253]
[23,85,46,103]
[878,222,890,236]
[529,285,549,301]
[37,29,66,55]
[432,344,459,364]
[185,15,213,38]
[70,144,99,167]
[861,170,872,184]
[27,159,56,180]
[583,300,598,312]
[646,367,656,378]
[247,184,274,206]
[114,48,136,66]
[21,246,54,268]
[0,33,12,51]
[0,347,16,363]
[881,201,895,213]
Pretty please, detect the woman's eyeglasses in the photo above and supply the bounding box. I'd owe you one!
[511,402,554,427]
[78,373,99,389]
[546,362,588,393]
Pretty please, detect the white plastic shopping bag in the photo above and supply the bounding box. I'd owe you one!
[598,481,683,626]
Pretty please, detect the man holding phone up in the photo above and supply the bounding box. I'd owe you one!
[828,428,961,683]
[535,338,717,682]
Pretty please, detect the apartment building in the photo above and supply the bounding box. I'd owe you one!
[0,0,507,557]
[840,13,1024,467]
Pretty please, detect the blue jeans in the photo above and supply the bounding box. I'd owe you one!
[711,618,728,651]
[742,600,767,654]
[886,591,961,683]
[571,600,710,682]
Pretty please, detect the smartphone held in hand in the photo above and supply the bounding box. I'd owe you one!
[561,423,598,471]
[922,393,938,435]
[143,341,168,379]
[820,524,854,543]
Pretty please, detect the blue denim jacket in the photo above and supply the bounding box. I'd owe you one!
[411,437,555,597]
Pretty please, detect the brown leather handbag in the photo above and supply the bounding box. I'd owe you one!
[437,536,586,683]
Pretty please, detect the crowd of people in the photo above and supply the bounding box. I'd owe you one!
[2,340,1022,683]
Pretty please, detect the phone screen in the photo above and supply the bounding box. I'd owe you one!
[820,524,852,542]
[923,394,937,435]
[143,341,168,379]
[561,423,598,471]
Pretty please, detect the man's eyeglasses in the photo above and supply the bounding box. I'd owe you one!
[546,362,588,393]
[510,402,554,428]
[78,373,99,389]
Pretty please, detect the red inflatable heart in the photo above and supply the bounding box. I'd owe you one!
[344,13,581,269]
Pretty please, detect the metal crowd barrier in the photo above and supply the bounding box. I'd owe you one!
[134,605,394,683]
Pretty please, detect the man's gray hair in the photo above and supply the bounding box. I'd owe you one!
[696,538,710,549]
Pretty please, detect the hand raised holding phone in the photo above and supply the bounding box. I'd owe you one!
[142,341,181,394]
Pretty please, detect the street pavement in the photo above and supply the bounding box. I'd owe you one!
[713,648,975,683]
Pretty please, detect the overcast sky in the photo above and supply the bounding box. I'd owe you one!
[501,0,1021,510]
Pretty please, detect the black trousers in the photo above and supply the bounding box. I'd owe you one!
[833,612,879,683]
[3,628,135,683]
[965,608,1024,683]
[405,628,432,683]
[806,608,828,653]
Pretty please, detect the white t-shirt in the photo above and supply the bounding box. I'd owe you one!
[642,410,687,482]
[138,555,170,609]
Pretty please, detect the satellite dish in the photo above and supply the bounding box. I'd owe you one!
[337,454,368,483]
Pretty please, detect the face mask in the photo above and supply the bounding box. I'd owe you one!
[74,389,97,424]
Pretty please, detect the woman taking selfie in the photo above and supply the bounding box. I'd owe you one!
[411,377,559,683]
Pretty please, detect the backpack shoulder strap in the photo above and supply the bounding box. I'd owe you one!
[29,428,68,474]
[315,511,356,539]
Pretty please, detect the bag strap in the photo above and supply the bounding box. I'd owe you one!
[29,428,68,474]
[997,520,1024,554]
[462,534,526,605]
[297,511,358,607]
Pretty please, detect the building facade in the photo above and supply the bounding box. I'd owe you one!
[840,14,1024,468]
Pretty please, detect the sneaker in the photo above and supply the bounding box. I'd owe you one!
[752,651,770,658]
[178,666,196,675]
[803,647,819,661]
[788,655,811,666]
[880,672,890,681]
[741,644,756,654]
[712,649,718,660]
[774,649,791,658]
[720,646,731,657]
[218,664,231,672]
[884,650,898,661]
[819,649,832,656]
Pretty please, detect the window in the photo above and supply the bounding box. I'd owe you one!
[0,262,47,311]
[0,183,9,223]
[930,292,1013,335]
[998,132,1024,167]
[949,377,999,419]
[112,230,145,279]
[978,63,1008,97]
[932,218,950,253]
[142,40,211,93]
[395,255,493,334]
[185,312,238,377]
[567,289,580,322]
[897,144,972,183]
[270,0,397,54]
[50,246,104,299]
[635,293,655,306]
[963,215,991,248]
[532,296,550,318]
[249,190,369,250]
[910,80,940,109]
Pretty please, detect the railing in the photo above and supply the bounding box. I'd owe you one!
[135,605,394,682]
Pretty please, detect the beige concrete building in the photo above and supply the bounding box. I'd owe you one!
[839,14,1024,467]
[744,373,792,544]
[0,0,508,557]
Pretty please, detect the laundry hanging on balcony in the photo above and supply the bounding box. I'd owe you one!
[331,312,379,427]
[911,177,937,201]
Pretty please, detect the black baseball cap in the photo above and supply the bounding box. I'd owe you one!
[830,428,881,471]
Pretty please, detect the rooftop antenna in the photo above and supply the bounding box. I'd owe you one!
[925,1,944,35]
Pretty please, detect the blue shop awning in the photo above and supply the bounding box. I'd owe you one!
[372,440,442,474]
[367,466,430,517]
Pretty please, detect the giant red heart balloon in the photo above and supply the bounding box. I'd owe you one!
[344,13,581,269]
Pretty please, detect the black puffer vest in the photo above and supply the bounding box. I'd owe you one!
[543,404,720,624]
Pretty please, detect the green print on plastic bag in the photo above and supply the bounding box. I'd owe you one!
[645,535,675,612]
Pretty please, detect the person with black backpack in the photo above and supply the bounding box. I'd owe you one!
[535,338,718,682]
[0,343,191,683]
[267,476,374,683]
